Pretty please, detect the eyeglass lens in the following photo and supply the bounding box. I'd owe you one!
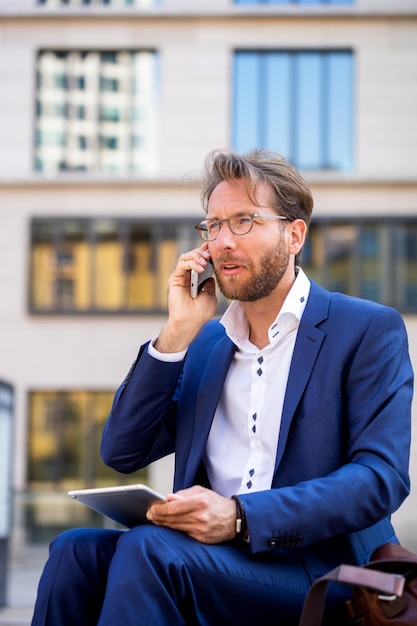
[197,213,254,241]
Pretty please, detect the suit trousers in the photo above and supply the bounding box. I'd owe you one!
[30,525,320,626]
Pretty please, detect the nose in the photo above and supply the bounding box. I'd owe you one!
[214,220,237,248]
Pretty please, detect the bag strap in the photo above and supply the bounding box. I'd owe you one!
[299,544,417,626]
[298,564,405,626]
[370,542,417,567]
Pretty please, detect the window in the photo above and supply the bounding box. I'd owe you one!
[302,219,417,311]
[29,217,417,314]
[0,382,13,539]
[37,0,159,7]
[35,50,159,175]
[29,218,208,313]
[26,390,147,540]
[233,50,354,171]
[28,391,118,489]
[234,1,352,5]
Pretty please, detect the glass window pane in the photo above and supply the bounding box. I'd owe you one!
[57,220,90,310]
[301,219,417,312]
[233,49,354,171]
[393,224,417,308]
[92,220,124,310]
[265,53,291,155]
[30,219,91,311]
[154,225,179,308]
[125,223,153,309]
[358,225,383,302]
[37,0,159,6]
[30,222,56,310]
[35,50,158,175]
[233,1,352,4]
[125,224,181,310]
[131,51,159,175]
[27,391,141,490]
[296,53,322,169]
[325,223,358,295]
[327,52,354,170]
[27,390,149,541]
[30,218,218,313]
[233,53,260,152]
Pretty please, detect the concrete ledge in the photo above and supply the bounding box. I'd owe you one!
[1,6,417,20]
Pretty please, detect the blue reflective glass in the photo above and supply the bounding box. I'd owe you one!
[233,53,260,152]
[233,50,354,171]
[265,54,291,155]
[328,52,353,170]
[296,53,322,169]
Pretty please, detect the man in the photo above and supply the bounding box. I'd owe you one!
[32,149,413,626]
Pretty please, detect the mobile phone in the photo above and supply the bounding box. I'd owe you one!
[190,259,214,298]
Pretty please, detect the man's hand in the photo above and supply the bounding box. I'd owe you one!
[154,244,217,353]
[146,485,237,544]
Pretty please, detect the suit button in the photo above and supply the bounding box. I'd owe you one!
[268,537,278,548]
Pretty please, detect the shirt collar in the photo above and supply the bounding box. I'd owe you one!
[220,267,311,349]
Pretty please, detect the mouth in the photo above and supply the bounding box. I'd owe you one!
[219,262,245,277]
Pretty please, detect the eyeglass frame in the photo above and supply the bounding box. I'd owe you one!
[194,212,290,242]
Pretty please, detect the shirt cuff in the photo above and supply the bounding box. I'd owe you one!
[147,337,188,363]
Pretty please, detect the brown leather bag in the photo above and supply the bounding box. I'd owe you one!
[299,543,417,625]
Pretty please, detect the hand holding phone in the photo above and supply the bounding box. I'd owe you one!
[190,259,214,298]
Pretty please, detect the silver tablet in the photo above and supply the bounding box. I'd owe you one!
[68,483,166,528]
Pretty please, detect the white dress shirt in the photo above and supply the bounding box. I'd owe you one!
[148,268,310,498]
[204,269,310,497]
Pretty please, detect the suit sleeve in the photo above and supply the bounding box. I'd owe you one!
[100,342,184,473]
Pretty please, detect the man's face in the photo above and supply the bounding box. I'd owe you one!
[206,178,291,302]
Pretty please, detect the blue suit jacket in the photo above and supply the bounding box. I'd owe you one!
[101,281,413,577]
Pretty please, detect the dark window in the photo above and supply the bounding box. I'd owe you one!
[26,390,149,541]
[29,218,228,313]
[302,219,417,312]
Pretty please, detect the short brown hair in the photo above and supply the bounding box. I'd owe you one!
[201,148,313,228]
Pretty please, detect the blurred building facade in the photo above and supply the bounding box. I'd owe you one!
[0,0,416,552]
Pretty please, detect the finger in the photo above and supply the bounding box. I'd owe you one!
[150,499,198,520]
[177,245,210,271]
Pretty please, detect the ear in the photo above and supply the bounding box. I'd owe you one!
[287,219,307,256]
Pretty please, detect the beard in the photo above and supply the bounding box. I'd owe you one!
[214,243,290,302]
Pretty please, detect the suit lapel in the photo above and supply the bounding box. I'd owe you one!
[183,282,332,484]
[274,283,330,472]
[184,335,236,487]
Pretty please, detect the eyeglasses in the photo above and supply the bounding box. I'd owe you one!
[194,212,289,242]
